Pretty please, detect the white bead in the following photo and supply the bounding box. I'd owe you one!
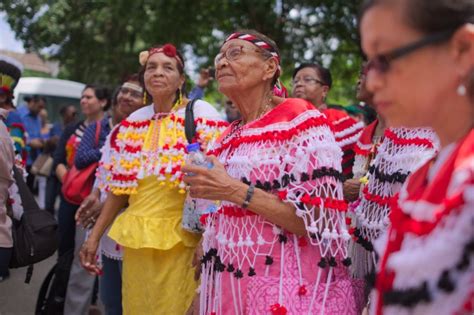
[272,226,281,235]
[307,227,318,234]
[457,84,467,96]
[342,231,351,241]
[295,209,305,217]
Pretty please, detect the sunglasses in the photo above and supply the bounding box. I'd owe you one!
[367,29,455,73]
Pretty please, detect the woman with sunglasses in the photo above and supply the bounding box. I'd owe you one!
[183,30,364,315]
[80,43,226,314]
[292,64,365,179]
[360,0,474,314]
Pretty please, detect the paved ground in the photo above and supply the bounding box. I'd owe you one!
[0,255,55,315]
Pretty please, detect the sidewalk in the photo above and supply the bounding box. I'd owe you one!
[0,255,55,315]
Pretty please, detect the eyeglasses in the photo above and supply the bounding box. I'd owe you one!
[214,46,262,67]
[367,29,455,74]
[292,76,326,86]
[119,87,142,99]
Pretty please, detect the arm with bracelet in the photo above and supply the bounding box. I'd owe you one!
[182,156,308,236]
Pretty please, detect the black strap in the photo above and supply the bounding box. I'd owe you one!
[185,99,198,144]
[25,264,34,284]
[12,166,40,213]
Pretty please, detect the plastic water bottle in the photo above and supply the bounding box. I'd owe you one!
[186,143,213,173]
[182,143,217,232]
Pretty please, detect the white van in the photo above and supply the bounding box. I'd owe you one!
[13,77,85,123]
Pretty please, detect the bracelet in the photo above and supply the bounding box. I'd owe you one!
[242,184,255,209]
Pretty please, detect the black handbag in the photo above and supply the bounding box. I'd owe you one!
[182,98,206,233]
[9,166,59,283]
[185,98,198,143]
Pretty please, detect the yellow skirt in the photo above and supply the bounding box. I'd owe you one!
[122,244,197,315]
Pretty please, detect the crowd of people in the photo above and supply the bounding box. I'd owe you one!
[0,0,473,314]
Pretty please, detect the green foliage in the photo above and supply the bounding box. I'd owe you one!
[1,0,363,103]
[22,69,52,78]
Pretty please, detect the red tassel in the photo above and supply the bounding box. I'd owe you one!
[298,285,307,296]
[298,237,307,247]
[277,190,288,200]
[270,303,287,315]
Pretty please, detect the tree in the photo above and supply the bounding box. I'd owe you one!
[1,0,363,104]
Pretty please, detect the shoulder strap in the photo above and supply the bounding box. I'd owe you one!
[94,120,101,148]
[12,166,40,213]
[185,99,198,144]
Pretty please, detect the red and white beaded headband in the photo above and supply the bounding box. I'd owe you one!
[224,32,287,97]
[139,43,184,68]
[224,32,280,64]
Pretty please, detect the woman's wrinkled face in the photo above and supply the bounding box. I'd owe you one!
[80,88,104,118]
[117,81,144,117]
[361,4,457,128]
[291,67,329,107]
[215,39,272,95]
[144,53,184,99]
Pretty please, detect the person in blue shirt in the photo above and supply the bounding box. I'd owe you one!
[50,105,78,140]
[19,95,46,192]
[188,67,213,100]
[44,105,78,215]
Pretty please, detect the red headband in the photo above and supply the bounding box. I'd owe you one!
[139,43,184,68]
[224,32,287,97]
[224,32,280,65]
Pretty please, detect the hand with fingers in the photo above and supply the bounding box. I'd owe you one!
[343,178,362,202]
[75,191,102,229]
[182,155,243,201]
[79,238,102,275]
[197,68,213,89]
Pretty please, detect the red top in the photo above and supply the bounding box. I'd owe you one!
[375,129,474,315]
[323,108,364,177]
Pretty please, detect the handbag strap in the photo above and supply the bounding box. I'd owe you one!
[12,166,41,213]
[185,99,198,144]
[94,120,101,148]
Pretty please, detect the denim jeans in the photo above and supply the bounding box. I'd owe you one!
[57,197,79,257]
[0,247,12,278]
[100,255,123,315]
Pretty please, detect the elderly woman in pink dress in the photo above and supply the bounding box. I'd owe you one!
[183,30,364,315]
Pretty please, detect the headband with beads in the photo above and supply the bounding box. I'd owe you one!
[139,43,184,68]
[224,32,287,97]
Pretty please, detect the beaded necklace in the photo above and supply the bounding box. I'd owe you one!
[144,97,183,150]
[138,97,187,187]
[221,100,275,168]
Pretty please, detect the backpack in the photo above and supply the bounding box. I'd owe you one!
[9,165,59,283]
[35,249,74,315]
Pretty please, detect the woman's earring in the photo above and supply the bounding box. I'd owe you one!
[143,92,147,105]
[457,83,467,96]
[178,89,183,105]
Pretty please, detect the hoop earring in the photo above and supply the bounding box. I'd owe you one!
[457,84,467,96]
